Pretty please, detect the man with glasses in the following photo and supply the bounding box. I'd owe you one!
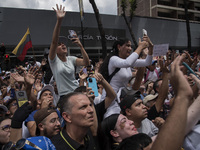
[34,107,61,138]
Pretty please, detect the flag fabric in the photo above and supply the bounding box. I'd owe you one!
[12,28,32,61]
[78,0,84,21]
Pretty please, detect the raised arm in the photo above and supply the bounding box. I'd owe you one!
[49,4,66,60]
[185,72,200,135]
[71,35,90,66]
[132,67,146,90]
[109,38,149,69]
[155,60,169,112]
[94,73,116,109]
[24,66,38,109]
[151,55,193,150]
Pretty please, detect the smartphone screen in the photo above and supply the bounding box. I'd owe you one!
[68,30,76,40]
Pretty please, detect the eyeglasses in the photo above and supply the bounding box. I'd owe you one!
[2,141,15,150]
[10,103,18,107]
[1,125,11,132]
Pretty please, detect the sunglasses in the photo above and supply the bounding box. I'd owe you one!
[1,125,11,132]
[2,138,42,150]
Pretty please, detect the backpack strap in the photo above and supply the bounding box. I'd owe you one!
[108,68,120,83]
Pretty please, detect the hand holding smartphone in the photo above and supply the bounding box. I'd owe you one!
[143,29,147,36]
[182,62,200,79]
[83,68,87,74]
[68,30,76,41]
[87,77,99,97]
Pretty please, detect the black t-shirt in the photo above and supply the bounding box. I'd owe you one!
[51,129,97,150]
[147,105,159,120]
[94,100,106,124]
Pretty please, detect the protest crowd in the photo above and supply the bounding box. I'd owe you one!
[1,4,200,150]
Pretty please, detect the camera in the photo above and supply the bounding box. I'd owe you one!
[88,77,93,82]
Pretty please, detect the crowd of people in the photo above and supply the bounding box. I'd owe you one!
[0,4,200,150]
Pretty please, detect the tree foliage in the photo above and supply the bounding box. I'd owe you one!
[121,0,138,48]
[89,0,107,59]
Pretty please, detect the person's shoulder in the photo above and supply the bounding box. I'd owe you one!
[67,55,77,59]
[50,132,62,143]
[110,55,119,60]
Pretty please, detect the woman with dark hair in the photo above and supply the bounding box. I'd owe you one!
[100,36,153,118]
[116,133,152,150]
[100,114,138,150]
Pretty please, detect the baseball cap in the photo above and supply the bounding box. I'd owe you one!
[119,92,141,115]
[152,60,157,65]
[34,107,56,135]
[58,36,67,46]
[34,107,56,127]
[143,94,158,105]
[37,85,54,100]
[119,87,141,100]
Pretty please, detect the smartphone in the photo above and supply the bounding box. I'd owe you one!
[182,62,200,79]
[68,30,76,41]
[83,68,87,74]
[143,29,147,36]
[15,91,28,107]
[87,77,99,97]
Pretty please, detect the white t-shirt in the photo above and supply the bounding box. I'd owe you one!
[49,55,79,96]
[137,118,159,137]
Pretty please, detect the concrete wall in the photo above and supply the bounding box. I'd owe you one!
[0,7,199,53]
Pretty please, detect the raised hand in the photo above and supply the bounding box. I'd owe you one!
[11,72,24,83]
[190,72,200,89]
[34,79,43,92]
[143,35,153,47]
[86,87,95,102]
[52,4,66,20]
[170,55,193,99]
[93,73,104,83]
[138,38,149,50]
[79,67,88,80]
[152,117,165,129]
[24,66,38,86]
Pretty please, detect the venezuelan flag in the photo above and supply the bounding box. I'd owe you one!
[12,28,32,61]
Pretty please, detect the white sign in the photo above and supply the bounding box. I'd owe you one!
[153,44,169,56]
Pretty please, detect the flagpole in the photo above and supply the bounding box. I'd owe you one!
[78,0,84,48]
[31,46,36,62]
[28,28,36,62]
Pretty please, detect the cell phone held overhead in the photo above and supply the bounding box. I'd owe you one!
[143,29,147,36]
[87,77,99,97]
[68,30,76,41]
[182,62,200,79]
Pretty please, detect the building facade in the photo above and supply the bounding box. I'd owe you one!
[0,6,200,67]
[118,0,200,22]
